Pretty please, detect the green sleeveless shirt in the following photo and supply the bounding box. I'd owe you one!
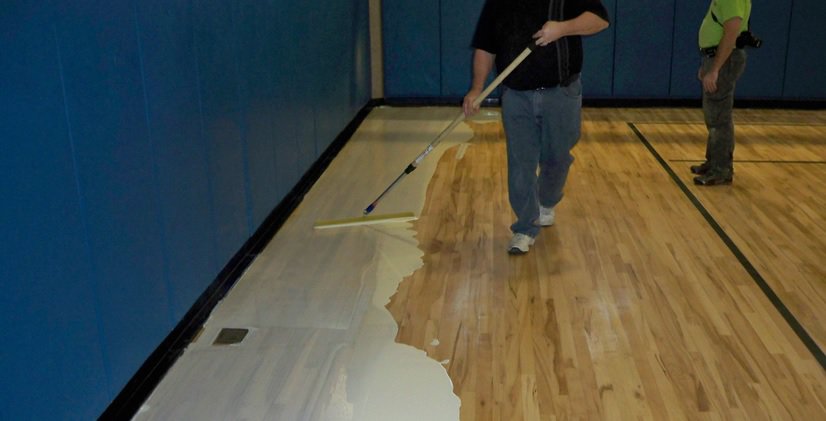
[698,0,751,48]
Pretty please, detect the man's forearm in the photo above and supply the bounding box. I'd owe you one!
[558,11,610,37]
[711,17,742,72]
[534,11,609,46]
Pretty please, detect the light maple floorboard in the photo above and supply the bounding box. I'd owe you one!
[637,120,826,351]
[136,107,470,421]
[387,107,826,420]
[137,106,826,421]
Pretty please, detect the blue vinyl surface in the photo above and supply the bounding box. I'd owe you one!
[382,0,441,97]
[613,0,676,98]
[733,0,791,98]
[51,0,172,394]
[134,0,218,321]
[582,0,617,97]
[383,0,826,100]
[1,0,371,417]
[440,0,487,97]
[0,3,109,419]
[784,0,826,98]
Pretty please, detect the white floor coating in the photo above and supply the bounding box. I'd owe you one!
[134,107,500,420]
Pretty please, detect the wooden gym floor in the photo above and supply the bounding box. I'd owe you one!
[135,106,826,420]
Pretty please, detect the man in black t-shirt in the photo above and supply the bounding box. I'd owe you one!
[463,0,609,255]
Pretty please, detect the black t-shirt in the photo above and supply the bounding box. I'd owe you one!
[472,0,610,90]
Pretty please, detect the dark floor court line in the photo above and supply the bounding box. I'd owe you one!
[629,121,826,127]
[627,122,826,371]
[669,159,826,164]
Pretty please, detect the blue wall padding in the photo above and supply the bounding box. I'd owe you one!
[193,0,252,266]
[439,0,487,97]
[734,0,791,98]
[582,0,617,97]
[784,0,826,98]
[382,0,441,97]
[312,0,371,154]
[234,1,284,229]
[0,3,110,419]
[613,0,676,98]
[384,0,826,100]
[670,0,710,98]
[274,2,320,194]
[0,0,371,418]
[51,0,174,393]
[134,0,221,322]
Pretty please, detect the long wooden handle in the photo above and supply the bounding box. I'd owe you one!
[424,45,537,154]
[363,45,536,215]
[472,45,535,108]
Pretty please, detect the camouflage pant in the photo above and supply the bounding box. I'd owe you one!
[702,48,747,172]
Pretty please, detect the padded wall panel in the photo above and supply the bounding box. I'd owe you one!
[582,0,617,97]
[193,0,251,264]
[382,0,441,97]
[353,0,373,112]
[385,0,824,100]
[234,1,282,228]
[270,2,309,198]
[440,0,486,97]
[734,0,790,98]
[0,0,377,417]
[0,3,109,419]
[613,0,675,98]
[313,0,357,153]
[135,0,219,321]
[52,0,173,394]
[670,0,708,98]
[783,0,826,99]
[282,2,320,177]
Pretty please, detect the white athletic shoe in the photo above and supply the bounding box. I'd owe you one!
[538,206,555,226]
[508,233,535,255]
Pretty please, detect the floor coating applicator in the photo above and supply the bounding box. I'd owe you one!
[313,45,536,230]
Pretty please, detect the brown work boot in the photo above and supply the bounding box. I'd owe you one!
[693,169,733,186]
[690,162,711,175]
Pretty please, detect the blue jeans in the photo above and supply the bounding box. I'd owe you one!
[702,49,747,172]
[501,77,582,237]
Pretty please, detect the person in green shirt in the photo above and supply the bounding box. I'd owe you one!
[692,0,752,185]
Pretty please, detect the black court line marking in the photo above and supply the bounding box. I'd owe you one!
[627,122,826,371]
[631,121,826,127]
[670,159,826,165]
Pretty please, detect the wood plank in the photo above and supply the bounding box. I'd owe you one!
[137,107,470,420]
[387,111,826,420]
[638,121,826,351]
[138,107,826,420]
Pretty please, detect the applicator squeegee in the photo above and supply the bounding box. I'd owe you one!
[313,211,417,230]
[313,44,536,229]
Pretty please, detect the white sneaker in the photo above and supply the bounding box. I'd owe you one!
[508,233,535,255]
[538,206,555,226]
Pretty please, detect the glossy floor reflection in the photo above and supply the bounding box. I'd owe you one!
[134,107,495,420]
[135,106,826,420]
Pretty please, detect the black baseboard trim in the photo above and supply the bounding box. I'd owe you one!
[99,101,377,420]
[584,97,826,109]
[379,97,826,110]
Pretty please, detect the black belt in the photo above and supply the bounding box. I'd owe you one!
[700,45,743,57]
[529,73,581,91]
[700,46,717,57]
